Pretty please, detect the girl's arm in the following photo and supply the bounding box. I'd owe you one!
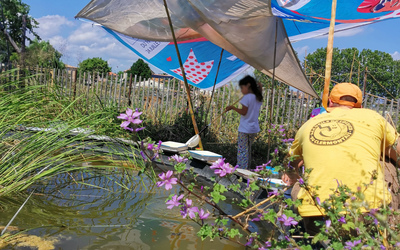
[225,105,248,116]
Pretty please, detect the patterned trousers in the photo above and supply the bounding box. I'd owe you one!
[237,132,257,169]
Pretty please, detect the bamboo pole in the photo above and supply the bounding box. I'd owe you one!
[162,0,203,150]
[322,0,337,109]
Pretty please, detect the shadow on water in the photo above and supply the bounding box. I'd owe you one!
[0,162,245,250]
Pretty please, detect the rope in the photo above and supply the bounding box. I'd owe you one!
[205,48,224,127]
[267,18,279,161]
[367,72,396,100]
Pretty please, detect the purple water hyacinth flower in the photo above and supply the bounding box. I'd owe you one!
[325,220,331,228]
[380,245,386,250]
[187,206,199,219]
[198,208,210,219]
[169,154,188,163]
[121,123,133,131]
[210,158,225,169]
[370,208,378,215]
[251,213,263,222]
[157,140,162,150]
[140,151,147,161]
[274,148,278,155]
[338,217,346,223]
[214,163,237,177]
[245,237,254,246]
[166,194,184,209]
[344,240,362,249]
[278,214,298,227]
[117,108,143,127]
[182,199,199,219]
[265,241,272,247]
[254,164,265,172]
[298,178,304,185]
[134,127,145,132]
[200,186,204,192]
[156,170,178,190]
[210,159,237,177]
[278,128,285,133]
[268,189,278,197]
[147,143,154,150]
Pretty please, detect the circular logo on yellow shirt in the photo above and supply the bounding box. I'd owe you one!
[309,120,354,145]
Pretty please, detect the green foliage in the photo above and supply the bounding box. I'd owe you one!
[127,59,152,80]
[78,57,111,75]
[305,47,400,98]
[11,39,64,68]
[210,183,227,203]
[0,0,39,62]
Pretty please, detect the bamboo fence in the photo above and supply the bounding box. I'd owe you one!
[1,65,399,135]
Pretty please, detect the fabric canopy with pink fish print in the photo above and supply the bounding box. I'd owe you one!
[77,0,400,97]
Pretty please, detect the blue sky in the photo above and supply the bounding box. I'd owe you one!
[25,0,400,73]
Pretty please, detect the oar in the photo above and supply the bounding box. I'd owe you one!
[186,97,242,148]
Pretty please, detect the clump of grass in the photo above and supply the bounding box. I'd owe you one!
[0,71,144,197]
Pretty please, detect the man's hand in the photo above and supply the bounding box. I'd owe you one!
[282,172,300,186]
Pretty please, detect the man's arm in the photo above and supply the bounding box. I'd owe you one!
[386,137,400,164]
[281,159,303,186]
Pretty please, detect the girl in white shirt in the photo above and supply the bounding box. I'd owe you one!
[226,75,263,169]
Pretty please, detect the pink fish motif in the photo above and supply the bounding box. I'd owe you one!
[358,0,400,13]
[171,49,214,84]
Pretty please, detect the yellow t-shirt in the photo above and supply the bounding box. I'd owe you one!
[290,108,397,217]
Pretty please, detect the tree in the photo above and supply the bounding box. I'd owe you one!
[78,57,111,75]
[127,59,152,80]
[10,39,64,68]
[0,0,39,64]
[304,47,400,98]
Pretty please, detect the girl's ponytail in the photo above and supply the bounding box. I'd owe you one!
[239,75,263,102]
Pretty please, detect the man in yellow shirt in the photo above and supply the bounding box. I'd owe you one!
[287,82,399,235]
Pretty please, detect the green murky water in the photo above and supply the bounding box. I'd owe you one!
[0,162,247,249]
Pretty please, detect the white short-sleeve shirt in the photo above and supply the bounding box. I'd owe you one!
[238,93,262,134]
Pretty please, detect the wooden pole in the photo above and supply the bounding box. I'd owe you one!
[322,0,337,109]
[363,67,368,100]
[162,0,203,149]
[128,74,133,106]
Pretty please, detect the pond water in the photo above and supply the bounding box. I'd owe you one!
[0,161,248,250]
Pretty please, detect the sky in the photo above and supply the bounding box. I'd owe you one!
[24,0,400,73]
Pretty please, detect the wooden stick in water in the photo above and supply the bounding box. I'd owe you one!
[233,187,288,219]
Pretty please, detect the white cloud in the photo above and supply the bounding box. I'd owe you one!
[31,15,164,72]
[36,15,74,38]
[294,45,310,58]
[392,51,400,61]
